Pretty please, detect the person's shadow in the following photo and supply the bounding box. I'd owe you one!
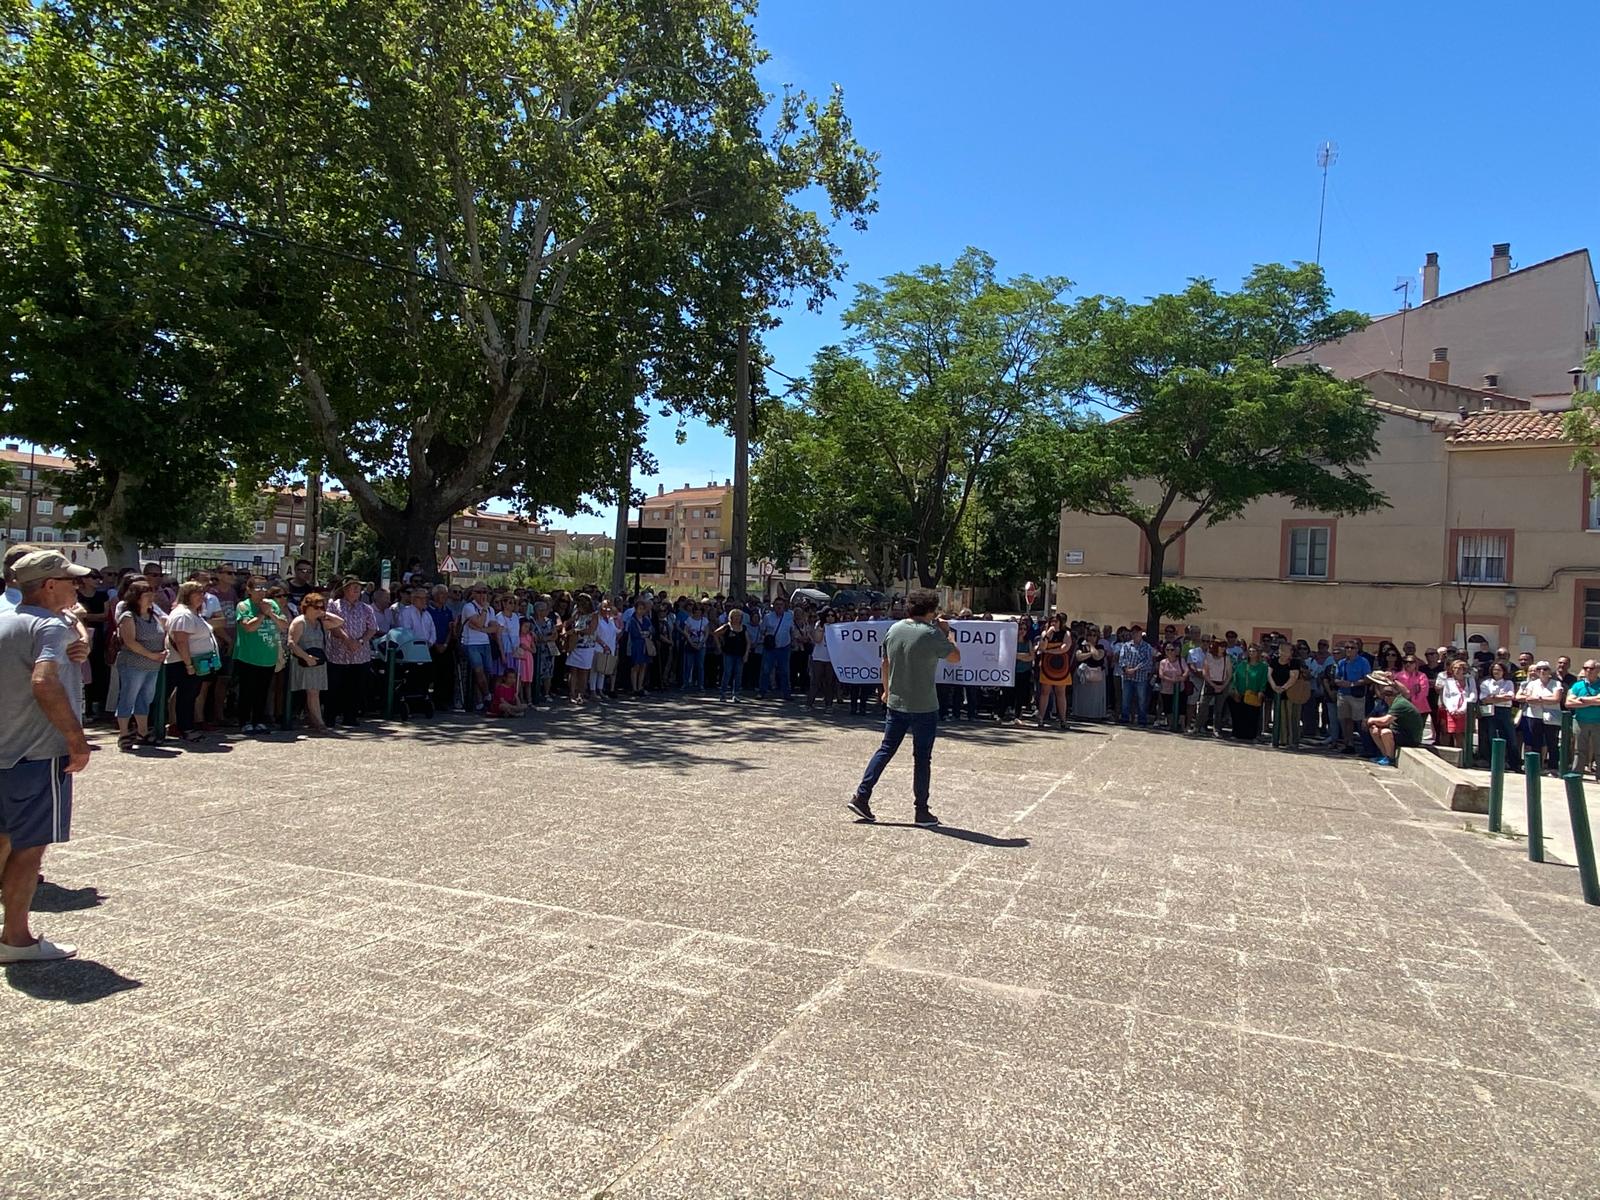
[31,881,105,913]
[5,959,142,1004]
[870,823,1029,849]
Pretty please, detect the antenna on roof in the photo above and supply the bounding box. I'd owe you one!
[1314,141,1338,266]
[1393,276,1414,373]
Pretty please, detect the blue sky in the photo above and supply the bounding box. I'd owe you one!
[565,0,1600,532]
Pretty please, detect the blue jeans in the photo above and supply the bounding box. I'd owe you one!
[681,647,705,690]
[720,655,743,699]
[760,646,792,696]
[1119,676,1149,725]
[854,708,938,810]
[115,666,159,718]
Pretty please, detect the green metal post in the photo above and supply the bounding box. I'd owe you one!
[1525,752,1544,863]
[385,645,396,719]
[1488,737,1505,832]
[150,663,168,742]
[1561,774,1600,906]
[1461,706,1474,769]
[1561,712,1574,776]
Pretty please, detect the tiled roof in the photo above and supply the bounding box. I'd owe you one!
[1366,398,1458,427]
[1446,410,1570,445]
[642,484,731,505]
[0,448,75,471]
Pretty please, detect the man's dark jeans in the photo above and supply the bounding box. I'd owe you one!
[855,707,938,810]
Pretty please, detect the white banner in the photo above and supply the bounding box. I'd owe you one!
[825,620,1016,687]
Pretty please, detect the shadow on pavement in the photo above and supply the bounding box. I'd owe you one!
[30,882,105,913]
[873,823,1030,848]
[5,959,142,1004]
[317,697,837,776]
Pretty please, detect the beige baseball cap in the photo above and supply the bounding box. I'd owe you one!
[10,550,93,587]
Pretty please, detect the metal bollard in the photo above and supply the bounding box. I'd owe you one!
[1525,752,1544,863]
[1561,712,1574,776]
[150,663,168,741]
[1488,737,1505,832]
[1562,774,1600,906]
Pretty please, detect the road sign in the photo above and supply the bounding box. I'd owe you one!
[623,527,669,575]
[760,558,775,579]
[440,555,459,574]
[380,558,392,590]
[1063,550,1084,565]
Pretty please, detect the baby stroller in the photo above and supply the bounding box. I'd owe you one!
[373,629,437,719]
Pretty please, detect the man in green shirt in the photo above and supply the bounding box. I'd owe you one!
[847,593,961,827]
[1564,659,1600,778]
[1366,683,1423,766]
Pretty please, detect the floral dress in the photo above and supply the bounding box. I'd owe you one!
[531,616,557,684]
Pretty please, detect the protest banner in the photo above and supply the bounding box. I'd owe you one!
[824,620,1016,687]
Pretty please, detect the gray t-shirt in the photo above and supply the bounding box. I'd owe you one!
[882,619,957,714]
[0,604,81,768]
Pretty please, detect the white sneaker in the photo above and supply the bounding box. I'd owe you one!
[0,935,78,963]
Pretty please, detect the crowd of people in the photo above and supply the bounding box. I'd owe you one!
[2,541,1598,778]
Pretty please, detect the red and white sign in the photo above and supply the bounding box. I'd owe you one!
[440,556,460,574]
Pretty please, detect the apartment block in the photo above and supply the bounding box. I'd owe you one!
[638,480,732,592]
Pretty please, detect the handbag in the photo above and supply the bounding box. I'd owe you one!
[1287,678,1313,705]
[1080,665,1104,684]
[561,626,578,655]
[1243,689,1263,707]
[644,637,657,658]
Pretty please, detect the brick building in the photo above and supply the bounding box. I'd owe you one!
[638,481,732,592]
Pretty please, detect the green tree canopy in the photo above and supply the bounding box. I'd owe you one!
[1561,348,1600,469]
[751,248,1073,588]
[206,0,877,569]
[1054,263,1386,633]
[0,0,295,563]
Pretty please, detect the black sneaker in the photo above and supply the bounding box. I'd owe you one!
[846,798,876,823]
[913,809,941,828]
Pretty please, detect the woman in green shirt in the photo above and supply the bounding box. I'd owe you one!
[1229,644,1269,742]
[234,575,288,733]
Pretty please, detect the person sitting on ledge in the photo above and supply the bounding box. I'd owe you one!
[1366,682,1423,767]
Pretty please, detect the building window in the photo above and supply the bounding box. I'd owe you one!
[705,508,718,519]
[253,520,266,534]
[36,500,53,516]
[276,522,288,534]
[1136,525,1186,577]
[1577,581,1600,650]
[1586,472,1600,531]
[476,540,488,552]
[540,546,552,558]
[32,527,58,542]
[497,542,507,552]
[690,528,700,539]
[1282,522,1334,580]
[294,523,305,536]
[61,505,76,518]
[1451,530,1512,584]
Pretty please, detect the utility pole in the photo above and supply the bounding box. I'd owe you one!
[728,324,751,603]
[612,365,639,600]
[305,466,321,575]
[22,445,37,540]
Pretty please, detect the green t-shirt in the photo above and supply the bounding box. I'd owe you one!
[233,598,283,668]
[1569,678,1600,725]
[1388,695,1424,744]
[1232,660,1268,696]
[882,619,957,714]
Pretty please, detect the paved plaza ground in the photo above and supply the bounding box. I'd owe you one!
[4,699,1600,1198]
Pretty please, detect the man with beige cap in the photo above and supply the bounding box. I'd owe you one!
[0,549,93,961]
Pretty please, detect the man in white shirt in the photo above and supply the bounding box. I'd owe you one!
[398,587,438,647]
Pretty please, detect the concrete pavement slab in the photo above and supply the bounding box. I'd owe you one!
[4,700,1598,1197]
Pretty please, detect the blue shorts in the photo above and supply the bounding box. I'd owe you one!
[464,643,494,674]
[0,757,73,850]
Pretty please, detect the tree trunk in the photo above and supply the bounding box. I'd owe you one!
[97,469,142,570]
[1144,531,1164,637]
